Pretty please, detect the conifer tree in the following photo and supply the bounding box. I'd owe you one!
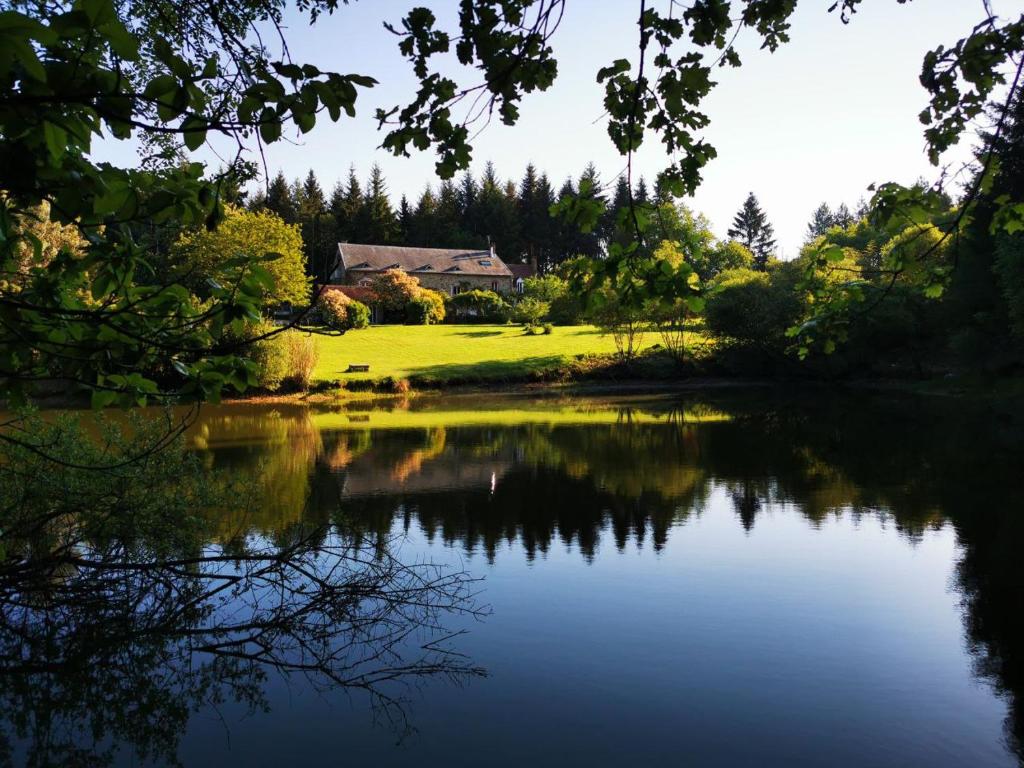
[265,170,297,224]
[457,171,481,245]
[806,202,834,240]
[634,176,650,205]
[604,175,632,246]
[576,163,606,258]
[336,165,365,242]
[297,169,330,279]
[728,192,776,270]
[397,195,413,245]
[363,164,397,244]
[411,185,438,246]
[833,202,855,229]
[517,163,543,267]
[436,180,463,247]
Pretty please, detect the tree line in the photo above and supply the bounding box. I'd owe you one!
[244,162,788,281]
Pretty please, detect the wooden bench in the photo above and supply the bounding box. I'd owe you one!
[346,363,370,373]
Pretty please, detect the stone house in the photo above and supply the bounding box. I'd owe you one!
[328,243,515,297]
[507,262,537,295]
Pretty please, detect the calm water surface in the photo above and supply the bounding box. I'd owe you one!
[10,391,1024,766]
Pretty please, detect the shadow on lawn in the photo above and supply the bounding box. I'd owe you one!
[406,355,575,386]
[451,329,506,338]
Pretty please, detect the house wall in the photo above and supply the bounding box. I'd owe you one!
[344,270,513,296]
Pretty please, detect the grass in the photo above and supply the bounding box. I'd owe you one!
[308,400,731,431]
[312,324,635,386]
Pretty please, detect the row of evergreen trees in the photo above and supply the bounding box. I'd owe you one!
[245,161,784,280]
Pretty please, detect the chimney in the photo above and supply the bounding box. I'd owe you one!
[487,236,495,258]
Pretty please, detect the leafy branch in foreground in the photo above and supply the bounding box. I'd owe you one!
[1,0,376,405]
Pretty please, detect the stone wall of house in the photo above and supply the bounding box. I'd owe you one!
[344,270,513,296]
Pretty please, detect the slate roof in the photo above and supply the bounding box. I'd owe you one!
[507,263,537,280]
[337,243,513,277]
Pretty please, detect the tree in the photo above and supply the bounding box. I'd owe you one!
[833,203,855,229]
[409,186,438,246]
[363,164,398,244]
[728,193,777,270]
[703,240,754,282]
[806,203,835,241]
[518,167,556,271]
[333,166,365,242]
[368,268,421,313]
[1,0,1018,405]
[265,171,298,225]
[174,206,311,307]
[475,162,521,258]
[397,195,413,245]
[297,169,331,280]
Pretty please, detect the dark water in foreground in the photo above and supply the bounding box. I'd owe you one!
[8,391,1024,766]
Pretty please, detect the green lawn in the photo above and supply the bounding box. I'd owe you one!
[313,324,627,385]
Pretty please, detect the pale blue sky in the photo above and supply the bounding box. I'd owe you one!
[102,0,1023,254]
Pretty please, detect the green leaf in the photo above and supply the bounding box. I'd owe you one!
[181,116,207,150]
[91,389,117,409]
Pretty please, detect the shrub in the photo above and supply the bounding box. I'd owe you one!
[704,265,803,349]
[447,289,509,322]
[522,274,584,325]
[542,323,553,334]
[588,289,647,360]
[345,300,371,329]
[284,332,319,391]
[512,296,550,327]
[406,289,446,325]
[228,319,289,391]
[369,268,421,312]
[317,290,370,331]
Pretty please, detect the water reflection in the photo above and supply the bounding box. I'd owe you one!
[0,411,486,767]
[188,393,1024,761]
[3,392,1022,765]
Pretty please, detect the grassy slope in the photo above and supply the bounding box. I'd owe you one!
[313,324,628,384]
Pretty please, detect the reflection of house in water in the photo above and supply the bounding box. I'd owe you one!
[315,429,517,499]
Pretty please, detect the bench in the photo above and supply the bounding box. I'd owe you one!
[346,363,370,373]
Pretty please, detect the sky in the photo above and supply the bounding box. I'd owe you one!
[98,0,1023,255]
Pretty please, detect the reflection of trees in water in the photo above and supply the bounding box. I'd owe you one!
[0,414,485,767]
[187,395,1024,762]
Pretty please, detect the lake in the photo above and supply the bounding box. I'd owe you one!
[4,390,1023,767]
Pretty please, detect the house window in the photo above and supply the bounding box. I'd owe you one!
[491,280,499,292]
[451,285,460,296]
[358,278,373,287]
[515,278,525,294]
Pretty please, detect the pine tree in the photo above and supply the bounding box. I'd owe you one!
[634,176,650,205]
[728,192,776,270]
[435,180,463,246]
[265,171,297,224]
[328,180,346,236]
[604,175,632,246]
[297,169,329,280]
[806,202,834,240]
[552,177,582,266]
[576,163,605,257]
[473,162,519,257]
[457,171,480,245]
[335,165,365,242]
[363,164,397,244]
[533,172,556,271]
[411,185,438,246]
[833,202,854,229]
[517,163,543,267]
[397,194,412,245]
